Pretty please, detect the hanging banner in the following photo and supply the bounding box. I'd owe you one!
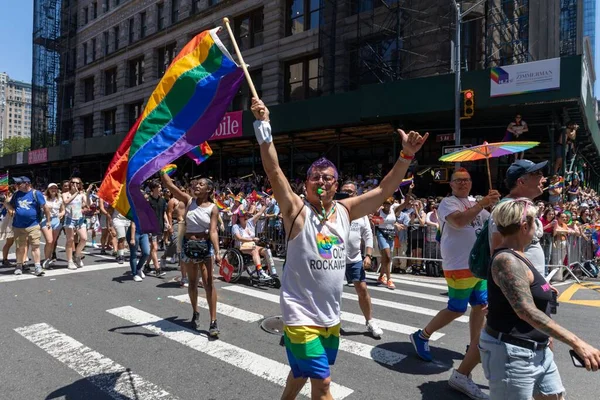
[28,148,48,164]
[490,58,560,98]
[209,110,243,141]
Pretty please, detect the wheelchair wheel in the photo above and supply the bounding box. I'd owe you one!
[270,276,281,289]
[223,249,244,283]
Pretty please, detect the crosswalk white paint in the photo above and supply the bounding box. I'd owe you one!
[167,294,264,323]
[341,292,469,323]
[15,322,176,400]
[168,294,407,367]
[107,306,354,399]
[0,261,127,283]
[365,272,448,291]
[357,284,459,304]
[221,286,444,341]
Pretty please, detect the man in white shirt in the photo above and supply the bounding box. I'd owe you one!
[340,182,383,338]
[410,168,499,400]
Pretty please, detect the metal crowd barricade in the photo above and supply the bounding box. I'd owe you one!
[387,223,444,277]
[542,231,595,283]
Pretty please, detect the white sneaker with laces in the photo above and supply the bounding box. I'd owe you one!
[448,369,489,400]
[258,269,272,282]
[133,275,143,282]
[366,320,383,338]
[67,260,78,270]
[138,270,145,279]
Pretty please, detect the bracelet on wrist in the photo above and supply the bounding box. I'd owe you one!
[400,151,414,160]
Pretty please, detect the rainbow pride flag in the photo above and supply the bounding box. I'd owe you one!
[399,177,414,187]
[161,164,178,177]
[215,198,228,211]
[187,142,213,165]
[98,28,244,233]
[0,172,8,193]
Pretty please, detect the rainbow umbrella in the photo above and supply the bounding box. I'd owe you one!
[438,141,540,189]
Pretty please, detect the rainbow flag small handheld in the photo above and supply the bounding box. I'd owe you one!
[161,164,177,177]
[0,172,8,193]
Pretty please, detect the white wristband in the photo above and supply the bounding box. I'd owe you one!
[253,120,273,145]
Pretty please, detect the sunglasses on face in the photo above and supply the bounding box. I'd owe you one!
[308,174,336,183]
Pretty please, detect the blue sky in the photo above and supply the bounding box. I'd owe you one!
[0,1,33,82]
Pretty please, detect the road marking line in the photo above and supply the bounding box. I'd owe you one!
[341,292,469,323]
[357,284,454,304]
[365,272,448,290]
[168,294,406,366]
[222,286,444,340]
[107,306,354,399]
[15,322,176,400]
[0,261,127,283]
[168,294,264,323]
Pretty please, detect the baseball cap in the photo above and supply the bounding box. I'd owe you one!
[506,160,547,187]
[48,183,58,189]
[14,176,31,184]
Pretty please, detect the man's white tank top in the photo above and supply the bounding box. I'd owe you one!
[281,201,350,327]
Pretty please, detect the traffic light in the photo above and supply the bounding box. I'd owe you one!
[461,89,475,119]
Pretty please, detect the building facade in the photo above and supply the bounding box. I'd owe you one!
[0,73,32,141]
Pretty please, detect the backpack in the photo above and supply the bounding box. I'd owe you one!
[468,218,491,279]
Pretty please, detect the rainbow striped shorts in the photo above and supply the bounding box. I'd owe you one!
[283,324,341,380]
[444,269,487,313]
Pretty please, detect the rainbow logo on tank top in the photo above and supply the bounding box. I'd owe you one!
[316,232,342,259]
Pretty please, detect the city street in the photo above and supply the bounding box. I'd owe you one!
[0,239,598,400]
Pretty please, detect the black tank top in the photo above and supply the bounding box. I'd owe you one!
[487,249,553,342]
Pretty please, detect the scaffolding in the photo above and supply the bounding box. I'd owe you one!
[559,0,578,56]
[484,0,531,67]
[32,0,63,149]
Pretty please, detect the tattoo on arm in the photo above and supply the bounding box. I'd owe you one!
[492,253,578,345]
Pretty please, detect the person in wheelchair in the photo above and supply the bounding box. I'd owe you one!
[232,209,275,282]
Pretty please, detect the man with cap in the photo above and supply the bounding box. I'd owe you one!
[489,159,548,276]
[6,176,51,276]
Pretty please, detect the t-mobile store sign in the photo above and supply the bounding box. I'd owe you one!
[28,148,48,164]
[209,111,243,141]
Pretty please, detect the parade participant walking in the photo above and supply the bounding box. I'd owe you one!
[62,177,92,269]
[410,168,499,400]
[340,181,383,339]
[374,197,403,289]
[126,221,149,282]
[489,160,548,276]
[160,173,221,337]
[111,209,132,267]
[484,199,600,400]
[251,98,428,400]
[161,195,185,286]
[146,181,169,276]
[7,177,51,276]
[41,183,64,269]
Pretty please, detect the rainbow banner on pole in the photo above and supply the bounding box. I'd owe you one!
[0,172,8,193]
[98,28,244,233]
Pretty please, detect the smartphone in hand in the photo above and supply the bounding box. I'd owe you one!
[569,350,585,368]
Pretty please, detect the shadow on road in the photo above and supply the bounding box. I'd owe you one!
[45,369,155,400]
[417,379,488,400]
[108,316,217,341]
[373,341,464,375]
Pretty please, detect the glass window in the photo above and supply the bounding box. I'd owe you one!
[83,42,88,65]
[191,0,201,14]
[128,101,144,128]
[171,0,179,24]
[83,7,88,25]
[157,43,177,78]
[83,77,95,102]
[232,69,262,110]
[157,3,165,31]
[286,0,321,36]
[234,8,264,50]
[91,38,96,61]
[128,57,145,87]
[104,0,109,13]
[92,2,98,19]
[83,114,94,138]
[285,56,322,102]
[103,109,116,135]
[104,31,110,55]
[129,18,135,44]
[114,26,120,50]
[140,12,147,38]
[104,68,117,95]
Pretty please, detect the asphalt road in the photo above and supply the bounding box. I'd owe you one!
[1,238,599,400]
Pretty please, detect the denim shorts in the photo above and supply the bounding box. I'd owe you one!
[478,330,565,399]
[345,260,366,283]
[180,237,214,263]
[64,216,85,229]
[41,216,62,231]
[375,229,394,251]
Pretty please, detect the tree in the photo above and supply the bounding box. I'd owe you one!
[0,137,31,155]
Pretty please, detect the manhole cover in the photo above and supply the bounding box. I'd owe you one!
[261,316,284,335]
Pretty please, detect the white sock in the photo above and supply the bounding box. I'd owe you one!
[118,249,124,256]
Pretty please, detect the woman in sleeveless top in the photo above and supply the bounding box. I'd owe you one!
[41,183,64,269]
[161,172,221,337]
[62,178,91,269]
[483,199,600,399]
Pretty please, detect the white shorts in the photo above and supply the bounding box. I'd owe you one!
[113,219,131,239]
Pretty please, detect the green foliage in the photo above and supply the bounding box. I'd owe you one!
[0,137,31,155]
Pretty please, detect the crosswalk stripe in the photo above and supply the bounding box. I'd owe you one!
[168,294,264,322]
[107,306,354,399]
[0,261,127,284]
[15,322,176,400]
[168,294,406,366]
[365,272,448,291]
[341,292,469,323]
[221,286,444,341]
[356,284,458,304]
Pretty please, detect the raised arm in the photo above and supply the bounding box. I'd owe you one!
[160,172,191,204]
[251,99,303,221]
[492,253,600,371]
[340,129,429,221]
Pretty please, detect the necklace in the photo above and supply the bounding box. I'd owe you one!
[309,201,337,223]
[454,196,473,211]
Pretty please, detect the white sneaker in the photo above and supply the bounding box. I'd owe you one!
[258,269,272,282]
[42,259,51,270]
[366,320,383,338]
[75,256,84,268]
[67,261,78,270]
[138,270,145,279]
[13,267,22,275]
[133,275,143,282]
[448,369,489,400]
